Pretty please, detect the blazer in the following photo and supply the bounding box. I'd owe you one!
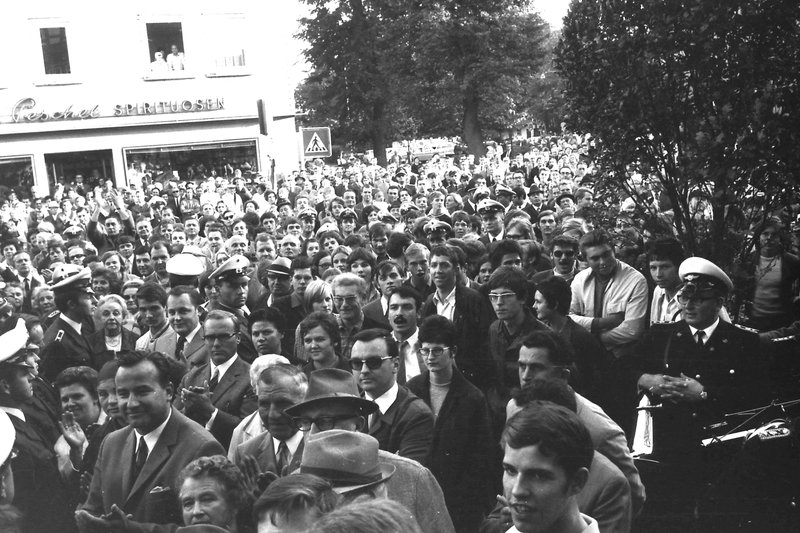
[175,356,258,450]
[227,411,266,460]
[40,316,94,383]
[421,284,496,392]
[231,429,305,477]
[135,325,178,361]
[637,320,769,460]
[88,328,138,370]
[270,292,307,357]
[367,385,434,466]
[407,369,495,533]
[182,328,209,367]
[81,409,225,524]
[362,297,390,329]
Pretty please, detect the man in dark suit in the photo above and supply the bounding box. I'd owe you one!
[167,285,208,367]
[77,351,224,529]
[477,199,506,246]
[351,328,434,465]
[230,364,307,476]
[634,257,770,523]
[270,256,314,356]
[175,310,257,450]
[421,245,495,392]
[1,250,44,315]
[362,260,404,329]
[407,316,494,533]
[1,325,76,533]
[40,264,97,383]
[207,255,257,363]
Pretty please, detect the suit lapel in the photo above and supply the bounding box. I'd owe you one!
[120,430,136,501]
[212,358,242,402]
[257,434,278,474]
[63,320,92,352]
[126,412,177,504]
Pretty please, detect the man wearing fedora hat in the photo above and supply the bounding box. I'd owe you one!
[40,264,97,383]
[634,256,770,521]
[300,430,394,502]
[284,368,455,533]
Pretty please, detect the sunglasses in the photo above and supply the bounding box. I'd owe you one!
[350,356,392,371]
[553,250,575,258]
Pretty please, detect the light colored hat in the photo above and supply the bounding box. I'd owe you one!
[166,253,206,277]
[679,257,733,293]
[0,318,31,367]
[0,411,15,466]
[477,198,504,215]
[209,255,251,282]
[50,265,94,292]
[299,429,395,494]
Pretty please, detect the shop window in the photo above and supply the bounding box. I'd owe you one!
[124,140,258,186]
[44,150,114,193]
[0,157,35,198]
[146,22,186,72]
[40,27,71,75]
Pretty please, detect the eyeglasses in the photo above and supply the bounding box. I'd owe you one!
[676,293,717,305]
[489,292,518,302]
[419,347,450,357]
[333,295,359,306]
[223,215,235,221]
[553,250,575,258]
[205,332,237,342]
[350,356,392,371]
[292,414,356,432]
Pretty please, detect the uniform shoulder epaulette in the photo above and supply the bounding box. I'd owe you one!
[48,310,60,318]
[55,330,64,342]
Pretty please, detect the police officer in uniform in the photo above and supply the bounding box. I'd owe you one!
[634,257,770,526]
[40,265,97,383]
[0,319,77,532]
[207,255,257,363]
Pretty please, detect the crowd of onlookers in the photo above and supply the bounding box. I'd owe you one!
[0,132,798,532]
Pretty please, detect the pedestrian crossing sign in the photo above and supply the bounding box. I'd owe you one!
[301,127,332,158]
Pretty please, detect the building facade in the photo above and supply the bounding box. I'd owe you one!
[0,2,301,198]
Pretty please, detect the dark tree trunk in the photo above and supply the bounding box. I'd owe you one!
[462,85,486,158]
[371,98,387,167]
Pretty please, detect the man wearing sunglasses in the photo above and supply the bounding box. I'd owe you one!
[634,257,768,523]
[284,368,455,533]
[531,234,581,286]
[350,328,434,466]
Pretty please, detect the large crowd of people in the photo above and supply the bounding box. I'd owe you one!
[0,133,798,533]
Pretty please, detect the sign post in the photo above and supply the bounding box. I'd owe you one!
[301,127,332,158]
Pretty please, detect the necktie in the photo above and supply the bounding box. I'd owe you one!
[276,441,289,475]
[696,331,706,346]
[209,368,219,392]
[23,278,31,309]
[175,335,186,360]
[133,436,148,481]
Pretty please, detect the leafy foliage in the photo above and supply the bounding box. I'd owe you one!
[556,0,800,266]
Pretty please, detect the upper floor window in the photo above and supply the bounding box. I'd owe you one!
[146,22,186,73]
[40,27,71,74]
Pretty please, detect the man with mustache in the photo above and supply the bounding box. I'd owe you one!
[531,235,581,286]
[388,285,423,385]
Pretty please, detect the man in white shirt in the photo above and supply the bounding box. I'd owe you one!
[502,402,599,533]
[230,364,307,476]
[388,286,423,385]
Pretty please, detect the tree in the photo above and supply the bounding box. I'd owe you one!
[407,1,551,155]
[556,0,800,266]
[297,0,411,166]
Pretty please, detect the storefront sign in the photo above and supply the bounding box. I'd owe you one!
[10,97,225,123]
[114,98,225,116]
[12,98,100,122]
